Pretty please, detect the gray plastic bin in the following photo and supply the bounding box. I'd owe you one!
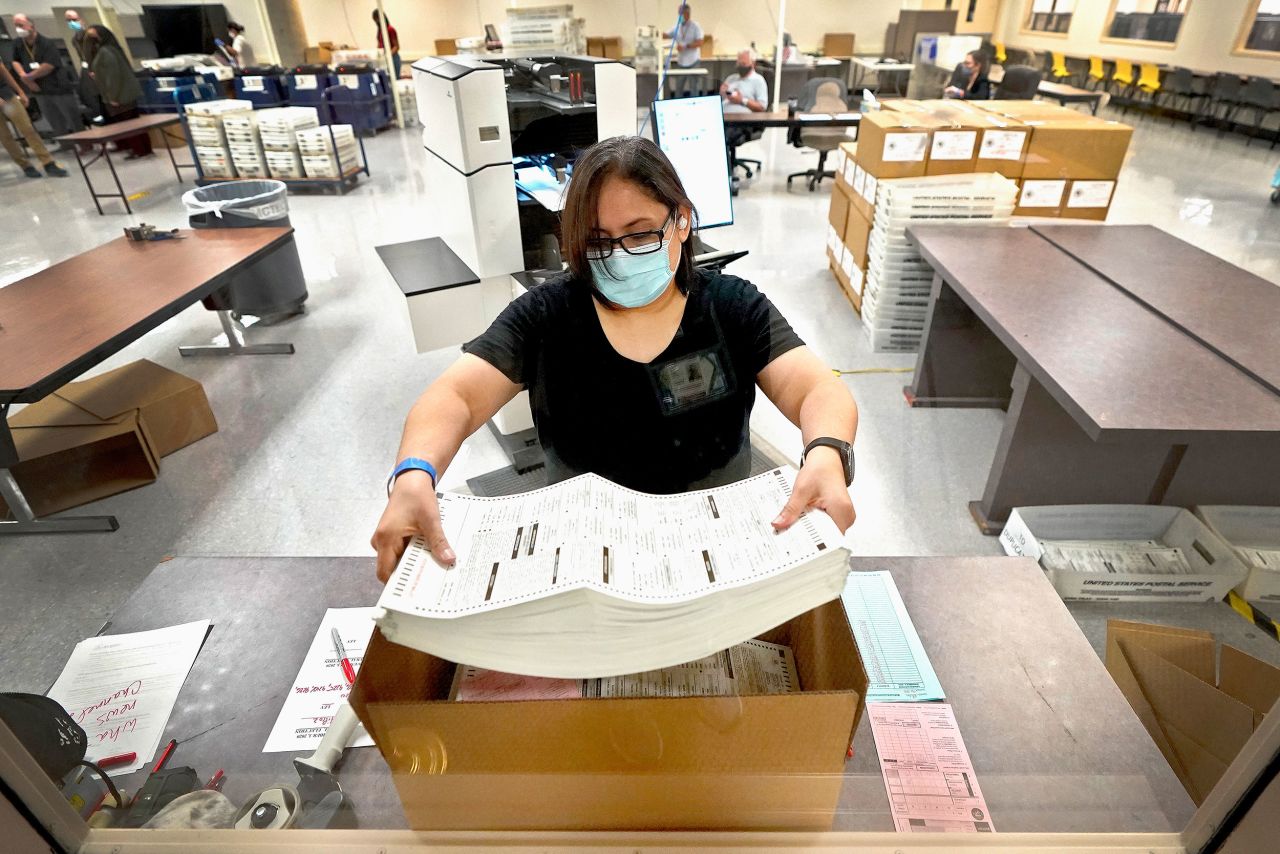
[182,180,308,317]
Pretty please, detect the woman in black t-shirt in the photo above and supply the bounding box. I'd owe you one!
[371,136,859,581]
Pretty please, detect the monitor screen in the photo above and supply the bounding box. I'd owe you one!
[650,96,733,230]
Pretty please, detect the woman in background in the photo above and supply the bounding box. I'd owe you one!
[944,50,991,100]
[372,10,401,79]
[83,24,151,158]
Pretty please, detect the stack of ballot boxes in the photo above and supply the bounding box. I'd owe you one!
[220,111,269,178]
[184,99,255,180]
[296,124,360,179]
[255,106,320,179]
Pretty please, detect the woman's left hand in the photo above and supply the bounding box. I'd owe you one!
[772,448,855,534]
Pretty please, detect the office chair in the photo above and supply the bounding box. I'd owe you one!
[1109,59,1136,107]
[786,78,849,192]
[995,65,1042,100]
[1158,67,1208,126]
[1050,52,1070,82]
[1086,56,1107,91]
[993,42,1007,65]
[1231,77,1280,148]
[1125,63,1161,116]
[1198,73,1244,131]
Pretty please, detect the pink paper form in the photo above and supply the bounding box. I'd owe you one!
[868,701,996,833]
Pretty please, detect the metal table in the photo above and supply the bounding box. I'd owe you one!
[56,114,195,215]
[92,554,1194,832]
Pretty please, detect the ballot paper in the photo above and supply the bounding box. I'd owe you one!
[452,639,800,701]
[377,468,850,678]
[263,608,378,753]
[1038,539,1193,575]
[842,572,944,703]
[46,620,210,774]
[868,702,995,833]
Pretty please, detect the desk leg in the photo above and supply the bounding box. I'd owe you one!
[1160,436,1280,507]
[179,310,295,357]
[970,365,1181,534]
[103,147,130,215]
[75,144,103,216]
[0,417,118,534]
[164,134,182,183]
[905,273,1017,408]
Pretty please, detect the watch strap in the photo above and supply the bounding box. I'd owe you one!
[801,437,854,486]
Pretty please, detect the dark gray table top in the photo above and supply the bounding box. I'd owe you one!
[907,225,1280,441]
[96,554,1197,832]
[375,237,479,298]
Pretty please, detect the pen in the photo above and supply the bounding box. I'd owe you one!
[98,752,136,769]
[152,739,177,773]
[205,769,225,791]
[331,628,356,686]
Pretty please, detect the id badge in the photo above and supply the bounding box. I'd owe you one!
[651,347,732,415]
[29,62,40,70]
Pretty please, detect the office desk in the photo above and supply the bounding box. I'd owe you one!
[722,109,862,129]
[850,58,914,95]
[1035,81,1106,114]
[56,114,195,216]
[93,554,1193,832]
[904,225,1280,533]
[0,229,298,535]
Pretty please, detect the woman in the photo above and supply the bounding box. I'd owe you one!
[84,25,150,158]
[371,136,859,580]
[372,10,401,79]
[944,50,991,100]
[226,22,256,69]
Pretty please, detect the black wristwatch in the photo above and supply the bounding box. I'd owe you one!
[802,437,855,486]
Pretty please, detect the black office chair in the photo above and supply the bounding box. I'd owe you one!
[1198,73,1244,131]
[995,65,1042,100]
[1231,77,1280,148]
[786,78,850,192]
[1157,67,1209,127]
[726,78,770,188]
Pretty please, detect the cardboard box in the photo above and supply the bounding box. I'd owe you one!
[1193,507,1280,602]
[1105,619,1280,805]
[350,599,868,831]
[1014,178,1067,218]
[828,180,853,239]
[822,33,855,57]
[586,36,623,60]
[1021,118,1133,180]
[830,256,862,315]
[973,100,1084,122]
[303,45,333,65]
[433,39,458,56]
[1,397,158,518]
[1062,179,1116,221]
[854,110,939,181]
[999,505,1250,602]
[842,204,873,272]
[55,360,217,458]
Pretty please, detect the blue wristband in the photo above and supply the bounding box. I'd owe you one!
[388,457,437,495]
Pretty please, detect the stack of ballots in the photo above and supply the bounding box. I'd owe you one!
[255,106,319,179]
[296,125,359,179]
[184,99,254,180]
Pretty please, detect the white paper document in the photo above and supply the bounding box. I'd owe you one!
[869,702,995,833]
[46,620,210,774]
[1039,539,1193,575]
[263,608,378,753]
[842,571,944,703]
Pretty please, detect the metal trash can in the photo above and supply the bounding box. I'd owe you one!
[182,180,308,317]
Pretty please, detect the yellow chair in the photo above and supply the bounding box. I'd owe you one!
[1087,55,1106,90]
[994,41,1007,64]
[1110,58,1136,103]
[1137,63,1161,94]
[1051,51,1070,81]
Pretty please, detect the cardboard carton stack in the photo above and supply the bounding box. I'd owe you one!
[256,106,320,179]
[184,99,255,180]
[0,361,217,518]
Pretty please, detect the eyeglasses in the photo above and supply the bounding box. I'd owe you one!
[585,210,675,259]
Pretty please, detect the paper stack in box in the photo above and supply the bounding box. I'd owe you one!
[184,99,255,179]
[296,125,359,179]
[861,173,1016,353]
[220,111,269,178]
[395,79,419,126]
[1193,507,1280,602]
[255,106,319,179]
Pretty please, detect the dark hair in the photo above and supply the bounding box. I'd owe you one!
[560,136,698,301]
[967,50,989,76]
[84,24,122,63]
[372,10,388,23]
[228,21,245,33]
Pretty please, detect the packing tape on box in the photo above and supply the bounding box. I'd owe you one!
[1226,590,1280,644]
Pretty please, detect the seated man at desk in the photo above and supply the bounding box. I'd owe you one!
[721,49,769,148]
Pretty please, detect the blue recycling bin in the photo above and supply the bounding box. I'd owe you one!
[234,67,289,107]
[286,66,339,121]
[327,66,393,133]
[139,69,224,113]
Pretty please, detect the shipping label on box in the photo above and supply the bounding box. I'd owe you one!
[241,76,265,92]
[840,247,855,282]
[339,74,362,90]
[980,130,1027,161]
[842,159,856,186]
[863,174,878,206]
[293,74,318,90]
[882,133,928,163]
[1019,180,1066,208]
[930,130,977,161]
[1066,180,1115,209]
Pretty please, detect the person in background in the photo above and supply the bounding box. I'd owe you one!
[10,13,84,146]
[0,57,68,177]
[372,10,401,79]
[83,25,151,158]
[225,22,256,69]
[720,49,768,145]
[944,50,991,100]
[663,4,703,96]
[65,9,103,122]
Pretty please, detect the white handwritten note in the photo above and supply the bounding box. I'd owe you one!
[46,620,210,774]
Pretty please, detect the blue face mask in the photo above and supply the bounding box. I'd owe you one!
[588,238,679,308]
[69,20,83,31]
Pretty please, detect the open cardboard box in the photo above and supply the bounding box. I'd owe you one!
[1000,505,1249,602]
[1194,506,1280,602]
[350,598,867,831]
[1106,619,1280,805]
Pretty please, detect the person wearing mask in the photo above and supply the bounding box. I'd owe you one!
[10,13,84,145]
[663,4,703,96]
[371,135,858,580]
[224,22,256,69]
[65,9,103,121]
[372,10,401,79]
[944,50,991,100]
[83,25,151,158]
[0,57,67,177]
[720,49,769,153]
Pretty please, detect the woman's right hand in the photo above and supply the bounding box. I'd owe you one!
[371,469,456,583]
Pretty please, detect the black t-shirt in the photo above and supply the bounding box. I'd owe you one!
[15,35,74,94]
[464,271,804,494]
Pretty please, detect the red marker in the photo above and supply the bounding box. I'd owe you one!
[331,628,356,686]
[205,769,225,791]
[152,739,177,773]
[97,752,136,769]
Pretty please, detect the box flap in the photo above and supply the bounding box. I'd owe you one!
[9,395,126,429]
[57,359,201,420]
[1218,645,1280,719]
[1109,619,1216,683]
[1162,716,1229,805]
[1105,622,1188,781]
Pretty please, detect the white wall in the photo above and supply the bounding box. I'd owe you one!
[997,0,1280,77]
[293,0,904,58]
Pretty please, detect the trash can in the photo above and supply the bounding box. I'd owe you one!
[182,180,309,318]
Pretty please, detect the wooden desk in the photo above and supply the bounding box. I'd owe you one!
[904,225,1280,533]
[57,113,195,216]
[0,228,298,534]
[91,554,1193,833]
[1036,81,1106,114]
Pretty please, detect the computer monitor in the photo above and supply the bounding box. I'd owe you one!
[650,96,734,230]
